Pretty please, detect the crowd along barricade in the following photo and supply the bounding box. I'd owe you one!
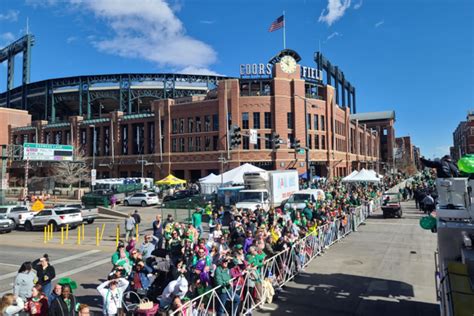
[169,198,382,316]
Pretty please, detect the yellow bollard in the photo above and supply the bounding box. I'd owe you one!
[96,227,100,246]
[44,226,47,244]
[135,223,139,241]
[81,223,85,241]
[50,224,53,240]
[66,224,69,240]
[115,225,119,248]
[77,226,81,245]
[100,223,105,241]
[61,227,64,245]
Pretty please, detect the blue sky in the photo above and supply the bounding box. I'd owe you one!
[0,0,473,159]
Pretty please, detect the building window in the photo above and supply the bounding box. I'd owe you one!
[308,135,312,149]
[253,112,260,129]
[243,136,249,150]
[171,138,177,152]
[315,134,320,149]
[212,114,219,131]
[188,137,193,152]
[314,114,319,130]
[321,115,325,131]
[196,117,201,132]
[213,135,218,151]
[80,129,87,155]
[133,123,144,154]
[287,113,293,129]
[242,112,249,129]
[254,133,261,150]
[204,115,211,132]
[288,134,294,147]
[149,122,155,153]
[195,137,201,152]
[188,117,194,133]
[264,112,272,129]
[179,138,185,152]
[321,135,326,150]
[204,136,211,151]
[179,119,185,134]
[265,133,272,149]
[121,125,128,155]
[172,119,178,134]
[103,127,110,156]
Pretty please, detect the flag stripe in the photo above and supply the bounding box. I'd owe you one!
[268,15,284,32]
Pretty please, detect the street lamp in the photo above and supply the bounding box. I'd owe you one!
[89,125,96,171]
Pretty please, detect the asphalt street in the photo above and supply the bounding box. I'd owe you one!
[255,199,439,316]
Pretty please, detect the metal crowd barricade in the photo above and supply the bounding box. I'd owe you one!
[169,198,382,316]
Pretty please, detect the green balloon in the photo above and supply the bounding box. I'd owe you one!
[458,154,474,173]
[419,216,436,230]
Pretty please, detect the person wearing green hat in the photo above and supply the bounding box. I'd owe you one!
[192,207,203,237]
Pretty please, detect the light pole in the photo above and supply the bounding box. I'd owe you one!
[218,154,227,186]
[89,125,96,171]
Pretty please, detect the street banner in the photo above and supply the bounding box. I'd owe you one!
[249,129,258,144]
[91,169,97,186]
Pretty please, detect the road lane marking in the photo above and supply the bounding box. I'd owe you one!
[0,263,21,267]
[0,249,101,281]
[0,257,111,296]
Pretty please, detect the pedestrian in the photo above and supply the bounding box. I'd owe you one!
[0,294,25,316]
[13,262,36,301]
[77,304,90,316]
[124,214,136,242]
[25,284,48,316]
[33,255,55,297]
[152,215,164,249]
[132,210,141,226]
[192,207,203,237]
[422,193,435,215]
[215,258,240,316]
[48,284,62,307]
[110,196,117,210]
[97,278,129,316]
[48,284,77,316]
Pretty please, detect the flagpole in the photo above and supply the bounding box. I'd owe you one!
[283,11,286,49]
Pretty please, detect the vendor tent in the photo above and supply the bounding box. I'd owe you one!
[155,174,187,186]
[342,170,359,182]
[343,168,380,183]
[199,163,265,194]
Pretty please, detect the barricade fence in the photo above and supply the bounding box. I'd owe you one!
[170,198,381,316]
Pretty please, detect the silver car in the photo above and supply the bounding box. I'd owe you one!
[124,192,159,207]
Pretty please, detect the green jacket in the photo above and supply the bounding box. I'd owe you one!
[192,211,202,227]
[215,266,232,293]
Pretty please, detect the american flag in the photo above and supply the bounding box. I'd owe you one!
[268,15,284,32]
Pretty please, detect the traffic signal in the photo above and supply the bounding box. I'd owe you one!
[271,132,281,150]
[294,139,301,151]
[229,125,242,149]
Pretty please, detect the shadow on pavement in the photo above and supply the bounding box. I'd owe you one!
[260,272,439,316]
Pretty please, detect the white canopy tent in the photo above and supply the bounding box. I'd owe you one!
[342,170,359,182]
[343,168,381,183]
[199,163,265,194]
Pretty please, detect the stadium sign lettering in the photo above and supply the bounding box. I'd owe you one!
[239,63,322,81]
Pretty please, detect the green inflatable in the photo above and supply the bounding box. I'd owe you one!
[458,154,474,173]
[419,216,437,230]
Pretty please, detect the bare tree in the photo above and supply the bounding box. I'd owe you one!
[52,151,90,189]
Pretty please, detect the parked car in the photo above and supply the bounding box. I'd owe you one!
[24,207,83,231]
[123,192,159,207]
[0,205,35,229]
[53,204,98,224]
[0,214,15,233]
[162,190,194,202]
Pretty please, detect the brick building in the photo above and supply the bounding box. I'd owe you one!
[395,136,419,174]
[350,111,395,173]
[8,53,380,182]
[0,108,31,145]
[451,112,474,161]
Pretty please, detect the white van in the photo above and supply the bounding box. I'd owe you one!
[284,189,325,211]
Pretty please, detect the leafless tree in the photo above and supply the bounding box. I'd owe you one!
[52,151,90,189]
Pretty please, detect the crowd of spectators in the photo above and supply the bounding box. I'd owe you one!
[1,175,403,316]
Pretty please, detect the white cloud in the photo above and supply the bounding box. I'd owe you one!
[0,32,15,42]
[66,36,78,44]
[178,66,221,76]
[375,20,384,28]
[353,0,363,10]
[200,20,215,25]
[434,145,451,157]
[0,10,19,22]
[30,0,218,73]
[327,31,341,40]
[319,0,351,26]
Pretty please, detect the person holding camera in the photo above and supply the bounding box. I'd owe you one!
[32,255,55,297]
[97,278,129,316]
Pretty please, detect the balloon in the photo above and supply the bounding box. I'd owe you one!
[419,216,436,230]
[458,154,474,173]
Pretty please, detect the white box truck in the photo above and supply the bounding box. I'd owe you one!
[236,170,299,212]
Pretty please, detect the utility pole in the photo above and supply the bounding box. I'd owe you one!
[218,153,227,186]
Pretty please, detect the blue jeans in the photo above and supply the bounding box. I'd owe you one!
[196,225,203,237]
[217,290,240,316]
[42,282,52,297]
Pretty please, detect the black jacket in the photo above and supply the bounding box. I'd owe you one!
[420,157,459,178]
[48,295,78,316]
[34,263,56,286]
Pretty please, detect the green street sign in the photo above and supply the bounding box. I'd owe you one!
[298,149,305,154]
